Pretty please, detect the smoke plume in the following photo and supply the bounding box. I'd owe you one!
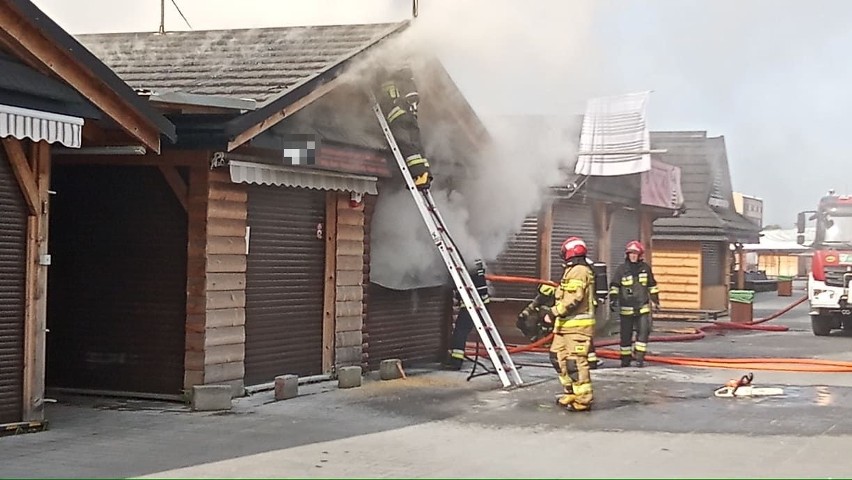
[367,1,600,289]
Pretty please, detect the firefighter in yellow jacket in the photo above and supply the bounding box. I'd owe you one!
[545,236,596,411]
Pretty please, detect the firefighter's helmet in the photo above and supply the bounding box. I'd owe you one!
[626,240,645,257]
[561,237,588,261]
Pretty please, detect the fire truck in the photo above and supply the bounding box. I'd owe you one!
[798,190,852,335]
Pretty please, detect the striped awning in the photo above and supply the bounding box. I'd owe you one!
[229,160,377,194]
[0,103,84,148]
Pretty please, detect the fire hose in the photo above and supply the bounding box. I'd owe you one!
[469,275,852,373]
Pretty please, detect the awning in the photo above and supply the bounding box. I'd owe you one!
[0,103,84,148]
[229,160,377,194]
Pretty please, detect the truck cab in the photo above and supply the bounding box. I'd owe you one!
[798,191,852,335]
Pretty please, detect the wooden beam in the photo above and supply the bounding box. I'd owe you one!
[0,3,162,152]
[322,192,338,373]
[53,149,205,167]
[22,141,50,422]
[537,201,553,282]
[639,209,654,266]
[159,166,188,212]
[227,78,342,152]
[2,137,38,215]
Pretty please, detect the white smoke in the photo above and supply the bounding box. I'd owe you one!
[368,1,599,289]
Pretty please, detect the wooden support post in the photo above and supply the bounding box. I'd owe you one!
[322,192,338,374]
[159,165,188,211]
[595,202,613,267]
[736,245,746,290]
[537,201,553,282]
[21,140,49,422]
[2,137,39,215]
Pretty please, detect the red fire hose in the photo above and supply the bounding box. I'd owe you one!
[472,275,852,373]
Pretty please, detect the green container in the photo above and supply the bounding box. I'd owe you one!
[729,289,755,304]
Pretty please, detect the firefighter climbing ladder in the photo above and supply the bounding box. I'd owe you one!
[371,102,524,389]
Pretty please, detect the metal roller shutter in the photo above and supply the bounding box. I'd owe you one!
[551,197,597,281]
[245,186,326,384]
[47,166,187,395]
[0,150,25,423]
[609,208,640,270]
[365,284,451,369]
[489,215,539,300]
[701,241,725,286]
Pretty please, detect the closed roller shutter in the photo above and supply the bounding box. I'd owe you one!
[701,241,725,286]
[551,197,597,281]
[490,215,538,300]
[47,166,187,395]
[365,284,451,369]
[0,149,25,423]
[244,186,326,384]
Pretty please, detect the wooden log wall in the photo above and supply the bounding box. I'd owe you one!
[185,166,247,395]
[652,240,702,310]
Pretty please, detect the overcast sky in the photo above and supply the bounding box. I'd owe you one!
[31,0,852,226]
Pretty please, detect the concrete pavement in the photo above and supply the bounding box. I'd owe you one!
[3,286,852,478]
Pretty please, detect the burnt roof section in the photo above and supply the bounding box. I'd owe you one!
[76,23,405,103]
[6,0,176,140]
[651,131,759,242]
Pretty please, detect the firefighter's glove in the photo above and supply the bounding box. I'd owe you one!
[516,310,532,337]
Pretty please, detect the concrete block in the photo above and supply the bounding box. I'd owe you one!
[380,359,403,380]
[191,385,232,411]
[274,374,299,401]
[337,366,362,389]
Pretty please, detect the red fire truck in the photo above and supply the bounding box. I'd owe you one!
[798,190,852,335]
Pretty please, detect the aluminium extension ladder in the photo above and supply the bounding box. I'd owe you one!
[370,101,524,389]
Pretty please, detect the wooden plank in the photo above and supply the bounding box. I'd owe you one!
[22,215,37,421]
[337,208,365,226]
[24,142,52,421]
[207,236,247,256]
[337,224,363,242]
[537,202,553,282]
[594,202,612,266]
[335,285,363,302]
[158,166,188,212]
[1,138,38,215]
[336,270,363,286]
[323,192,338,374]
[227,78,342,151]
[185,331,205,352]
[208,218,247,237]
[0,4,162,152]
[335,331,362,348]
[206,308,246,328]
[205,326,245,347]
[208,199,247,220]
[206,273,247,292]
[204,344,245,365]
[206,291,246,310]
[336,240,364,257]
[183,370,204,390]
[640,210,654,266]
[335,315,363,333]
[204,361,244,384]
[335,346,362,365]
[208,181,248,202]
[336,301,362,317]
[336,254,364,271]
[185,351,205,371]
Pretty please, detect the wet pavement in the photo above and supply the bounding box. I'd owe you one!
[3,285,852,477]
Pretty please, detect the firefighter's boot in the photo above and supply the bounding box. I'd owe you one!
[635,351,646,368]
[620,355,632,368]
[557,386,576,407]
[441,355,463,371]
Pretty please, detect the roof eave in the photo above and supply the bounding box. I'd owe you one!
[222,21,410,150]
[4,0,176,146]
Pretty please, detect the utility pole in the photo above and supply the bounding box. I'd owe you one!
[158,0,165,34]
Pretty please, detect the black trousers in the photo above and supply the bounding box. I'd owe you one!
[450,309,475,353]
[619,313,651,356]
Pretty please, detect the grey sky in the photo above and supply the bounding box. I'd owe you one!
[31,0,852,225]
